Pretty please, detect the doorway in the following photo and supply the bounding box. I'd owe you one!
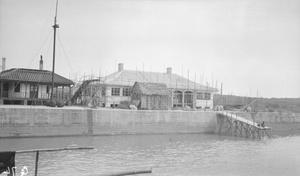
[30,85,38,98]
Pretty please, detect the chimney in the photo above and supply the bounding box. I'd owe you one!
[166,67,172,74]
[39,55,43,70]
[2,57,6,71]
[118,63,124,72]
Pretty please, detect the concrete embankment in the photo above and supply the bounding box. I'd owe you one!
[0,106,299,138]
[0,106,216,137]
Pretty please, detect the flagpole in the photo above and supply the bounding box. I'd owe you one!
[51,0,59,100]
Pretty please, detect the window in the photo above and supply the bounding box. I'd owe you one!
[111,88,120,96]
[122,88,131,96]
[14,83,20,92]
[197,92,204,99]
[174,91,182,103]
[204,93,211,100]
[184,91,193,103]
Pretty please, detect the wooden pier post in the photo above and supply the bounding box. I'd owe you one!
[35,151,39,176]
[216,112,271,139]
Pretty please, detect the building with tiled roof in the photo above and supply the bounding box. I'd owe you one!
[98,63,218,109]
[0,68,74,86]
[0,57,74,105]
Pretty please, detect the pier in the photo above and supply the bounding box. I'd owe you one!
[216,111,271,139]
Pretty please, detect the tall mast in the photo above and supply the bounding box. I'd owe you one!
[51,0,59,100]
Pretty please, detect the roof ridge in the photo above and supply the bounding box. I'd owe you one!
[0,68,74,85]
[102,69,217,92]
[105,70,124,83]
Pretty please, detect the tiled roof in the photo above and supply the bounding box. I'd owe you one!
[102,70,218,92]
[132,82,171,96]
[0,68,74,86]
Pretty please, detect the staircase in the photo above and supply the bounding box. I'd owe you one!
[216,111,271,139]
[71,79,99,104]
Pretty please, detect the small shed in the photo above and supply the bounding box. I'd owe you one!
[131,82,171,110]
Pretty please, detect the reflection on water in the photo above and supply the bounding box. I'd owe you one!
[1,134,300,176]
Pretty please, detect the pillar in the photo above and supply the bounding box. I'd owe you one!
[62,86,64,100]
[56,86,58,99]
[0,81,3,104]
[171,90,174,108]
[25,83,28,98]
[69,86,71,99]
[182,91,185,107]
[68,85,72,106]
[192,90,197,109]
[0,81,2,98]
[48,85,50,99]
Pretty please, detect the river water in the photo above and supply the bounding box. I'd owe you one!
[1,134,300,176]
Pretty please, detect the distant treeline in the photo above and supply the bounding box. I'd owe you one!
[214,94,300,113]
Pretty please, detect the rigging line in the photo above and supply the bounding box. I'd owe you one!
[31,38,53,99]
[35,0,56,51]
[9,29,53,91]
[13,47,50,93]
[26,29,53,69]
[45,35,54,62]
[13,36,53,94]
[138,70,149,82]
[57,32,74,71]
[14,0,56,94]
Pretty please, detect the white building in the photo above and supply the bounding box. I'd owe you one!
[99,63,218,109]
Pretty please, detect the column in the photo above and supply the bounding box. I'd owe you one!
[0,81,2,97]
[182,91,185,107]
[69,85,72,106]
[56,86,58,99]
[192,90,197,109]
[0,81,3,105]
[171,90,173,108]
[25,83,28,98]
[62,86,64,100]
[48,85,50,99]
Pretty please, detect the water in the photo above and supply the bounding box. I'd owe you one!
[1,134,300,176]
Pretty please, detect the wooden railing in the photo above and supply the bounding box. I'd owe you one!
[0,91,70,100]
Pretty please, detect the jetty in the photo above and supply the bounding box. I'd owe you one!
[216,111,271,139]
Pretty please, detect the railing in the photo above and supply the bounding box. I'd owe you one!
[1,91,9,98]
[0,91,70,100]
[0,146,94,176]
[0,91,27,98]
[216,111,271,139]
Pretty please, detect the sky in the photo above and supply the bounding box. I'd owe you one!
[0,0,299,98]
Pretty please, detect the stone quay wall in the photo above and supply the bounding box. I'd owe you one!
[0,107,216,137]
[0,106,299,138]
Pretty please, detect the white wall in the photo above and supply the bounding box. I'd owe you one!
[196,100,213,109]
[105,86,131,107]
[11,83,48,99]
[39,85,48,99]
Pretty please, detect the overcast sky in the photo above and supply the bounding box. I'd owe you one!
[0,0,299,98]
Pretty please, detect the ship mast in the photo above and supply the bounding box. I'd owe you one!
[51,0,59,100]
